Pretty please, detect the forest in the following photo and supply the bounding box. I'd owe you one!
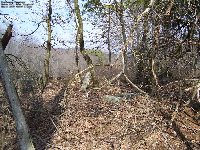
[0,0,200,149]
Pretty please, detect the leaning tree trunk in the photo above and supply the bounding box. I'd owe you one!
[75,28,81,82]
[119,0,128,73]
[74,0,99,88]
[43,0,52,90]
[108,7,112,64]
[0,25,35,150]
[114,0,128,73]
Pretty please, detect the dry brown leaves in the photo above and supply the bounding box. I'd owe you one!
[0,78,199,150]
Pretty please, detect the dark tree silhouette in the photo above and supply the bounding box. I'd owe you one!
[1,24,12,50]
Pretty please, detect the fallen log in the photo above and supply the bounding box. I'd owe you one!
[103,93,142,103]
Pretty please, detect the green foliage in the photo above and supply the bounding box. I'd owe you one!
[136,0,148,5]
[86,49,106,63]
[83,0,117,15]
[136,0,150,7]
[84,0,104,14]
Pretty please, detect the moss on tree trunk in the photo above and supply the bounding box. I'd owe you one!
[74,0,99,88]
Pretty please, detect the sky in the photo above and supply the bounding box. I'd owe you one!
[0,0,103,49]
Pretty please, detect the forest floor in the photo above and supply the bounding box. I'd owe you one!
[0,77,200,150]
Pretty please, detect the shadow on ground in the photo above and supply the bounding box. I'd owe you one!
[25,83,66,150]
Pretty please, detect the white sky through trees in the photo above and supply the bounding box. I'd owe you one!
[0,0,103,49]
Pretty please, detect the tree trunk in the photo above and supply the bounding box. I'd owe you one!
[108,7,111,64]
[114,0,128,73]
[1,24,12,50]
[0,26,35,150]
[119,0,128,73]
[75,28,81,82]
[43,0,52,89]
[74,0,99,88]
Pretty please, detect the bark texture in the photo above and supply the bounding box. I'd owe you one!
[1,24,12,50]
[74,0,99,88]
[44,0,52,89]
[0,25,35,150]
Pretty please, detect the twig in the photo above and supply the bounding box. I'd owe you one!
[110,0,154,67]
[124,74,147,95]
[49,116,61,133]
[172,121,193,150]
[154,123,175,150]
[108,71,123,84]
[164,0,175,15]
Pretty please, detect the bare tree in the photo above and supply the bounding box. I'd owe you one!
[43,0,52,90]
[108,6,112,63]
[74,0,99,88]
[114,0,128,73]
[0,24,35,150]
